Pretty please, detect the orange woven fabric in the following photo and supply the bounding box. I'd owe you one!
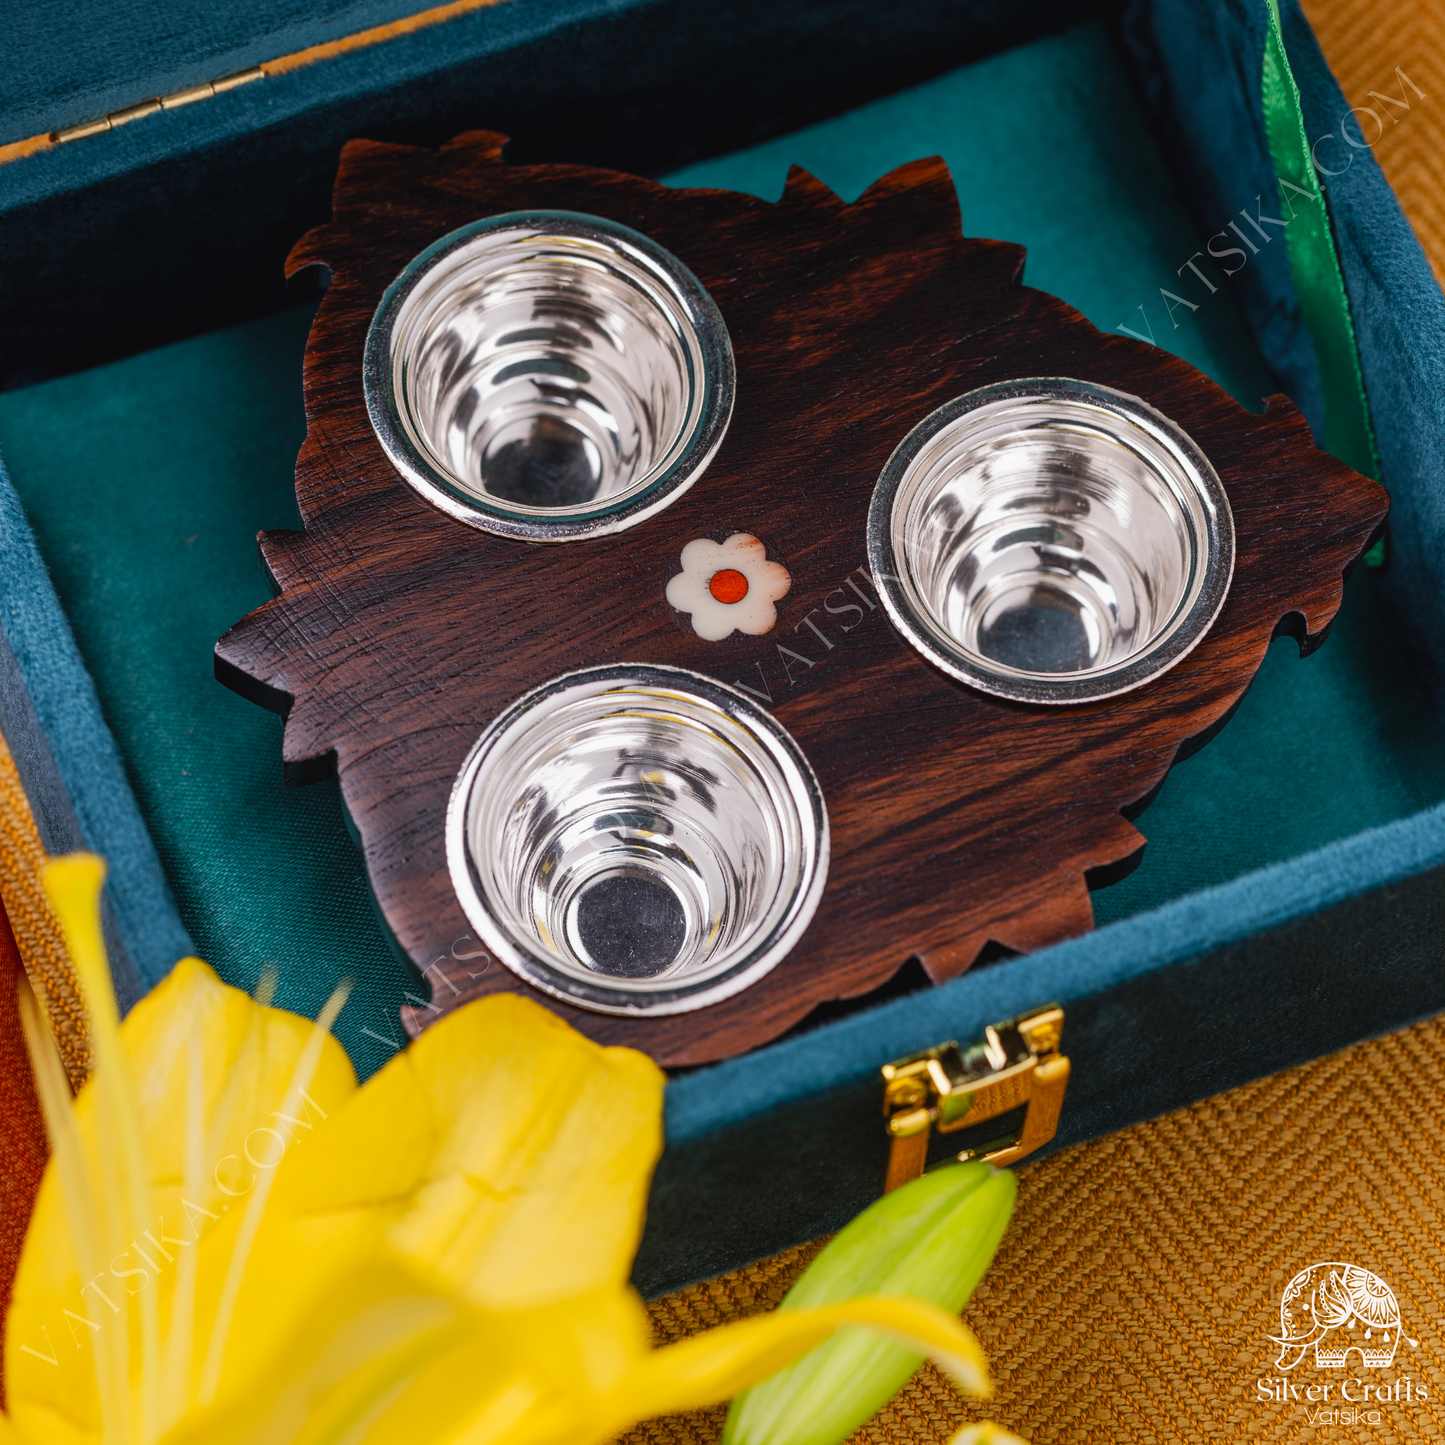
[0,900,49,1409]
[0,733,88,1088]
[1301,0,1445,284]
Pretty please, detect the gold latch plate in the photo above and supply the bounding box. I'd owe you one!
[880,1005,1070,1191]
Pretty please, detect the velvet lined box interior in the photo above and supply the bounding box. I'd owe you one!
[1,20,1441,1081]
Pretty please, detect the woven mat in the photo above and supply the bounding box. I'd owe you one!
[0,734,88,1088]
[623,16,1445,1441]
[1302,0,1444,285]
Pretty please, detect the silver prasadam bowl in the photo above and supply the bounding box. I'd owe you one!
[867,379,1234,704]
[365,211,735,542]
[447,664,829,1015]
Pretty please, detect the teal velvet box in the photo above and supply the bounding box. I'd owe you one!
[1,0,1443,1296]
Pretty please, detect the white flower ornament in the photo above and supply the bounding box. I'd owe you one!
[666,533,791,640]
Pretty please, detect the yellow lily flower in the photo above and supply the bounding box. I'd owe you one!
[3,854,995,1445]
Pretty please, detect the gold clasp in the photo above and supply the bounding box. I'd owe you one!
[880,1006,1070,1191]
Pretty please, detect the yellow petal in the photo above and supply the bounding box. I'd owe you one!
[6,883,356,1445]
[40,854,155,1440]
[268,992,665,1309]
[950,1427,1030,1445]
[348,1287,655,1445]
[188,995,665,1445]
[155,1253,471,1445]
[342,1293,986,1445]
[605,1295,991,1429]
[141,992,661,1443]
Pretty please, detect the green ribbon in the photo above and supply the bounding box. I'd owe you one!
[1260,0,1383,562]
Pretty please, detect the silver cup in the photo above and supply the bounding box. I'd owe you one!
[447,665,829,1015]
[867,379,1235,704]
[365,212,735,542]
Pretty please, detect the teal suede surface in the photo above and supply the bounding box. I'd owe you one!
[0,24,1440,1076]
[667,25,1277,413]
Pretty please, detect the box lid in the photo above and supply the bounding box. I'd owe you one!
[4,0,448,147]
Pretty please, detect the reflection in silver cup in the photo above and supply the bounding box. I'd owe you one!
[366,212,734,541]
[447,665,829,1015]
[867,378,1235,704]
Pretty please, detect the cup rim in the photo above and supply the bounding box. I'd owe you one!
[364,210,736,543]
[445,663,831,1015]
[865,378,1236,705]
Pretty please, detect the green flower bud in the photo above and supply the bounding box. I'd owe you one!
[723,1162,1016,1445]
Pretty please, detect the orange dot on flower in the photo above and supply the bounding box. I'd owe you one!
[709,568,749,604]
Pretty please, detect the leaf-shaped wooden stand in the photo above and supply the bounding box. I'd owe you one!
[216,131,1388,1065]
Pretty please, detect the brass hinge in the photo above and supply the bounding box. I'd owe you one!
[880,1005,1070,1192]
[52,68,264,144]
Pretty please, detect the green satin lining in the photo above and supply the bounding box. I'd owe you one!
[1262,0,1381,497]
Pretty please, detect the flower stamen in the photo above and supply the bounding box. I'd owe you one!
[197,979,353,1406]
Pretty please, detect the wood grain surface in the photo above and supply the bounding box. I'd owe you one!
[215,131,1388,1065]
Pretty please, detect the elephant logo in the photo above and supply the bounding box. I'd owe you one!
[1270,1262,1419,1370]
